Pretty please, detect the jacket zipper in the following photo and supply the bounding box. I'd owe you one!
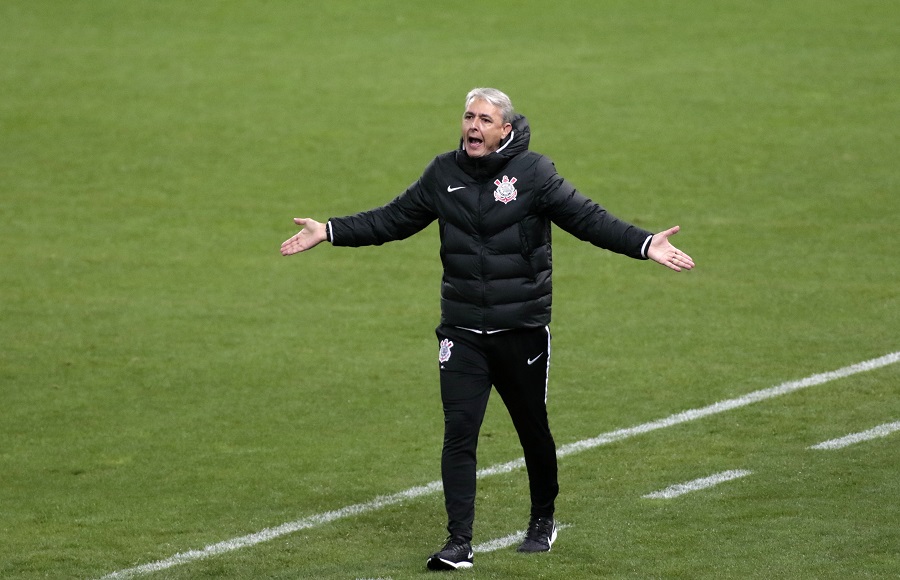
[477,176,488,332]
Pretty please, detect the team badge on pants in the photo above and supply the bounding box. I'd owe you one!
[439,338,454,363]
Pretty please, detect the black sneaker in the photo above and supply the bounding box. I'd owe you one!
[516,516,557,553]
[426,536,474,571]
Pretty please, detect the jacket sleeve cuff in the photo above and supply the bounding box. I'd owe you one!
[326,220,334,244]
[640,234,652,259]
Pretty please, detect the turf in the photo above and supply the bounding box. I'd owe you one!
[1,1,898,578]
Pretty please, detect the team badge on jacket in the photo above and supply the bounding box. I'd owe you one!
[438,338,454,363]
[493,175,518,204]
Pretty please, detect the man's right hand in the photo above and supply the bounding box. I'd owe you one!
[280,218,327,255]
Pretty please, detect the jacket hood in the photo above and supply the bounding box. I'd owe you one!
[456,114,531,179]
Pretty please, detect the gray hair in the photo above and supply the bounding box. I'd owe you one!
[465,88,515,124]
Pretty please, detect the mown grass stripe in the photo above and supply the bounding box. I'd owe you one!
[100,351,899,579]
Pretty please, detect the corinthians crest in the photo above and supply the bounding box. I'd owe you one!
[493,175,518,204]
[438,338,454,363]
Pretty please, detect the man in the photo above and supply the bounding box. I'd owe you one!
[281,88,694,571]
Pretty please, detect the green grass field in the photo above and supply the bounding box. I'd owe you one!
[2,1,898,578]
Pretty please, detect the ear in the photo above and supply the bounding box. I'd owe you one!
[502,123,513,139]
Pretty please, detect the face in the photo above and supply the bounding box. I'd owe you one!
[461,99,512,158]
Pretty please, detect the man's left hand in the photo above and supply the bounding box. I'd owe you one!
[648,225,695,272]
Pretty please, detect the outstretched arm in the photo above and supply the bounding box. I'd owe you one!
[280,218,328,256]
[647,225,695,272]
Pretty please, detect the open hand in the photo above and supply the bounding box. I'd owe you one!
[647,225,695,272]
[280,218,327,256]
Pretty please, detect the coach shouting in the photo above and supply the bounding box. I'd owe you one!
[281,87,694,571]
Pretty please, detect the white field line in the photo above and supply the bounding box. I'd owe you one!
[99,481,443,579]
[642,470,753,499]
[555,351,900,459]
[474,524,572,553]
[473,530,525,553]
[809,420,900,450]
[99,350,900,579]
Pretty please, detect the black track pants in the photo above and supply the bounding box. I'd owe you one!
[436,324,559,541]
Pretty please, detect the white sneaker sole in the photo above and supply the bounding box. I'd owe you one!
[426,556,474,570]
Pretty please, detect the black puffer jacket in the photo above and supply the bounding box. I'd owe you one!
[329,115,652,331]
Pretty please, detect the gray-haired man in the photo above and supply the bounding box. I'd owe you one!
[281,88,694,570]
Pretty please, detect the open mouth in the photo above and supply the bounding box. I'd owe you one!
[467,136,483,148]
